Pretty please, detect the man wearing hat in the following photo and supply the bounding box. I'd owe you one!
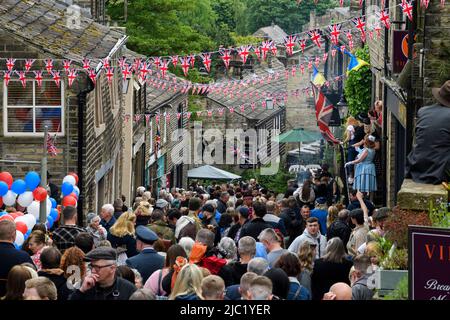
[406,80,450,184]
[125,226,164,283]
[155,198,169,214]
[69,247,136,300]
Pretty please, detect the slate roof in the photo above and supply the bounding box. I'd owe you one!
[207,58,287,122]
[123,48,185,111]
[0,0,126,68]
[253,24,288,44]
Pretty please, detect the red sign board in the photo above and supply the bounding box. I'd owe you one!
[409,226,450,300]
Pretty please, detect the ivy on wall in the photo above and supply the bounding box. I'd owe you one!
[344,46,372,117]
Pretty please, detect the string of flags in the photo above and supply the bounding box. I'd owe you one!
[122,74,346,125]
[0,45,348,91]
[0,2,421,83]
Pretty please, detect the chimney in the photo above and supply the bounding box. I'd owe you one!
[310,10,316,29]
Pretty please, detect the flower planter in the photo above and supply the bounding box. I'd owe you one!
[375,269,408,296]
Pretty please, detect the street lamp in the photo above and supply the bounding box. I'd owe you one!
[337,94,348,122]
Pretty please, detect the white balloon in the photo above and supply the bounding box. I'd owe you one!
[3,190,17,206]
[23,214,37,230]
[17,191,34,207]
[46,197,52,216]
[15,230,24,246]
[73,186,80,196]
[27,201,41,219]
[63,175,76,186]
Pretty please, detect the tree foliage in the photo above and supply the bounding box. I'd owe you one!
[344,46,372,117]
[244,0,338,34]
[107,0,215,56]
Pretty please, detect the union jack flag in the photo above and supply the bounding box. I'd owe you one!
[311,83,341,144]
[352,17,367,42]
[47,132,58,157]
[298,39,307,53]
[284,35,297,56]
[220,49,232,69]
[309,29,323,48]
[253,46,261,60]
[201,53,212,73]
[261,41,272,60]
[238,45,252,64]
[328,24,342,46]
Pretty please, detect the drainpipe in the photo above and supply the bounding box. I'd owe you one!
[76,78,95,226]
[405,0,417,156]
[382,0,390,207]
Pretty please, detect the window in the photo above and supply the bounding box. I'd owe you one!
[4,80,64,136]
[94,76,105,136]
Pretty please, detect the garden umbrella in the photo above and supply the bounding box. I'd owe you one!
[274,128,322,166]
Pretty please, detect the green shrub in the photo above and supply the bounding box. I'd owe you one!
[344,46,372,117]
[384,276,409,300]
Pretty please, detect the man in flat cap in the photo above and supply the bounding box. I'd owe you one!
[126,226,165,283]
[69,247,136,300]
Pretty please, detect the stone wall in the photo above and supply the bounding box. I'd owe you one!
[0,32,79,200]
[83,50,124,216]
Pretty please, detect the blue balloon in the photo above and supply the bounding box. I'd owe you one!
[50,208,58,221]
[46,215,54,229]
[11,179,27,195]
[73,188,79,197]
[14,243,22,250]
[25,171,40,190]
[50,198,57,208]
[24,230,31,240]
[0,181,8,196]
[0,211,6,217]
[61,182,74,196]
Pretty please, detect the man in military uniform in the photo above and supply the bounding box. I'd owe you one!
[147,209,176,245]
[69,247,136,300]
[126,226,165,283]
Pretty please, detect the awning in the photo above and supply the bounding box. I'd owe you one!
[187,165,241,180]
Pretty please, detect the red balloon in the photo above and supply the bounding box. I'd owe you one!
[15,221,27,234]
[0,172,13,188]
[69,192,78,199]
[0,197,3,208]
[33,187,48,202]
[14,211,24,216]
[68,172,79,185]
[62,195,77,207]
[0,215,14,222]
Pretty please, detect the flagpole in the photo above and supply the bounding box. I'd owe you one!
[39,126,48,223]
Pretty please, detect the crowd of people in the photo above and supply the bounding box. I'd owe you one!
[0,171,391,301]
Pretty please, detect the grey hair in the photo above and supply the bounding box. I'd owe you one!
[258,228,278,244]
[196,229,215,249]
[238,236,256,257]
[136,186,146,196]
[101,204,114,214]
[218,237,237,260]
[129,288,156,300]
[323,237,347,263]
[247,257,269,275]
[178,237,195,257]
[205,199,217,209]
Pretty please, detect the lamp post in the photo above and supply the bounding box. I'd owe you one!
[337,94,348,123]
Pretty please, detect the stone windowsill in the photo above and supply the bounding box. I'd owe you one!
[397,179,447,211]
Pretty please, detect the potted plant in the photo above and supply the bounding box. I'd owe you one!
[373,207,431,297]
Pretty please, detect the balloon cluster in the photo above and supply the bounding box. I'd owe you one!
[61,173,79,207]
[0,171,78,249]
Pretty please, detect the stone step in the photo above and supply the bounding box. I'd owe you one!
[397,179,448,211]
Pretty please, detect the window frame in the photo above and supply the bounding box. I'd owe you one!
[3,80,65,137]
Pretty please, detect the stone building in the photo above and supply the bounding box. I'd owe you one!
[205,57,287,173]
[364,0,450,207]
[121,49,189,202]
[0,0,127,221]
